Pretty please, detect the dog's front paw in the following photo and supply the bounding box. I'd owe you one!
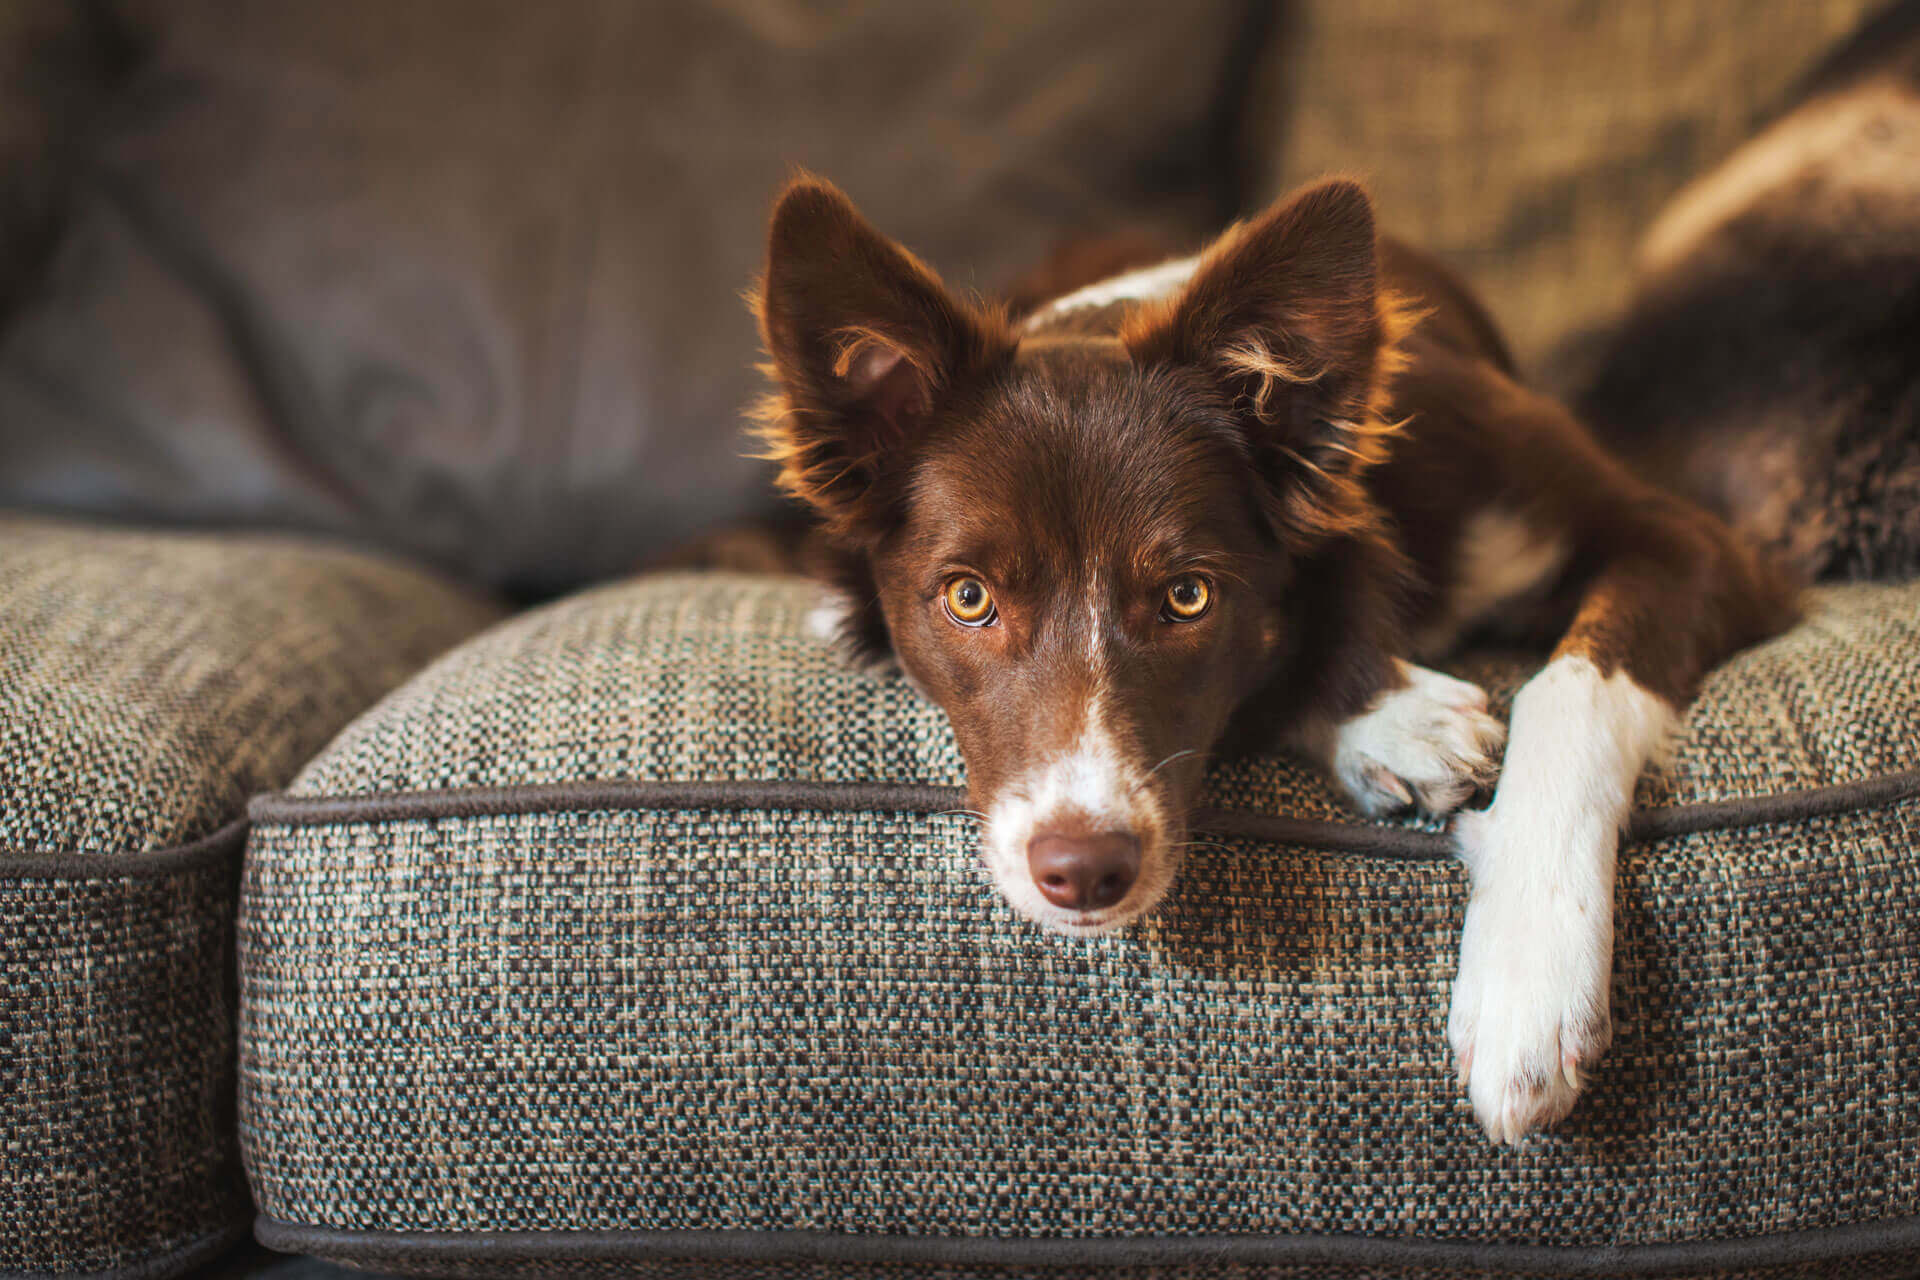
[1446,806,1613,1145]
[1333,665,1505,818]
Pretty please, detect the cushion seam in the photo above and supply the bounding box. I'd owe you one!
[251,1213,1920,1275]
[243,768,1920,861]
[0,817,251,880]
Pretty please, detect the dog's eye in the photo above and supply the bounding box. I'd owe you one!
[943,575,996,626]
[1161,573,1212,622]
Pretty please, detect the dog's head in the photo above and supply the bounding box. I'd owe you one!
[754,176,1409,934]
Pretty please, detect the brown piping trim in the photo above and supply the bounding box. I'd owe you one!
[1,816,250,881]
[246,768,1920,861]
[1626,767,1920,840]
[255,1214,1920,1276]
[249,780,971,828]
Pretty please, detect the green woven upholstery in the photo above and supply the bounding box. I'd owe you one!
[240,573,1920,1278]
[1,515,500,1279]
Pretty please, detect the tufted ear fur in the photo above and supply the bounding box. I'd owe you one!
[751,176,1015,544]
[1124,178,1419,549]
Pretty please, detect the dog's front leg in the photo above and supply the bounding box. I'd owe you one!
[1291,659,1506,819]
[1445,651,1671,1144]
[1446,516,1791,1143]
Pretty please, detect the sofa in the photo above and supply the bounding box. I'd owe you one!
[3,3,1915,1278]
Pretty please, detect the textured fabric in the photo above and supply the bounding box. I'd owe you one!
[1,515,501,1277]
[250,1221,1920,1280]
[289,574,1920,816]
[0,0,1253,595]
[1,843,251,1278]
[1246,0,1884,374]
[277,1259,1920,1280]
[0,514,502,858]
[241,573,1920,1273]
[244,804,1920,1246]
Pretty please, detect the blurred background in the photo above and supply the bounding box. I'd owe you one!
[0,0,1888,598]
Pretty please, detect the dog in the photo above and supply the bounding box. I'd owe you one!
[747,173,1798,1144]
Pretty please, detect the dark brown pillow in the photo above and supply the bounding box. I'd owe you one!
[0,0,1252,594]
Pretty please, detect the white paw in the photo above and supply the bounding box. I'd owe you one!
[1334,665,1505,818]
[1446,806,1614,1145]
[805,597,849,642]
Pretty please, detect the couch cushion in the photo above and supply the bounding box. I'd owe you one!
[1,514,500,1278]
[0,0,1253,596]
[240,573,1920,1277]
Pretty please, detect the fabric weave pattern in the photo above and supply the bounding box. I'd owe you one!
[1,515,499,1276]
[243,573,1920,1272]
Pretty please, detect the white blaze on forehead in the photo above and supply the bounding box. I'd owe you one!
[1086,572,1104,666]
[1032,691,1135,829]
[1024,254,1201,330]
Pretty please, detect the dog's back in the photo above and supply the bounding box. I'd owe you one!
[1577,0,1920,582]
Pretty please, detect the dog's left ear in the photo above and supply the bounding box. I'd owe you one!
[1125,178,1408,544]
[753,176,1014,542]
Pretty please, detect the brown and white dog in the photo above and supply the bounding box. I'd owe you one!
[749,174,1797,1144]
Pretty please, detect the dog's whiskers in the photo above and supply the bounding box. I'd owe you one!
[1169,838,1238,857]
[1143,748,1203,781]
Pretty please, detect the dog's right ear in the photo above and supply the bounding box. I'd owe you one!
[752,177,1013,541]
[1122,179,1416,550]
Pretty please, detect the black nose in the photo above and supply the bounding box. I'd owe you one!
[1027,832,1141,911]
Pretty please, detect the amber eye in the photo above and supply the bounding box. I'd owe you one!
[1161,573,1212,622]
[943,576,996,626]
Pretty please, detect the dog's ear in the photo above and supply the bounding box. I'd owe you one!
[1125,179,1412,546]
[753,177,1013,541]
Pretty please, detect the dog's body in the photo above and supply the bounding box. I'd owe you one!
[751,176,1797,1143]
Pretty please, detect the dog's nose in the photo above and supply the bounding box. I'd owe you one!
[1027,832,1141,911]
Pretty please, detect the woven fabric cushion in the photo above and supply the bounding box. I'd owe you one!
[241,574,1920,1278]
[1,515,499,1278]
